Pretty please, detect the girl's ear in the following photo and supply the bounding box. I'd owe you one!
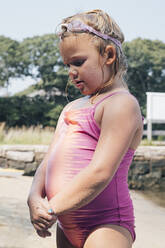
[104,45,116,65]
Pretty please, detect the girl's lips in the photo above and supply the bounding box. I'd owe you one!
[75,81,84,89]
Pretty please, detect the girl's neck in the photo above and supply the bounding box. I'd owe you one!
[90,74,128,104]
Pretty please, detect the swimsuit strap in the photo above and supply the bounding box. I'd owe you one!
[93,91,130,111]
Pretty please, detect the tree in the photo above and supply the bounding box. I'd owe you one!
[0,95,59,127]
[1,35,164,125]
[19,34,66,91]
[123,38,165,114]
[0,36,20,87]
[19,34,81,100]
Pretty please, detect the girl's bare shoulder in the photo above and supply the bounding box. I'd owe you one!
[105,92,140,111]
[102,92,142,123]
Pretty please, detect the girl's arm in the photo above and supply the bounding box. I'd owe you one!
[49,94,143,215]
[27,139,59,237]
[27,102,72,235]
[27,100,74,202]
[27,124,61,202]
[27,128,61,235]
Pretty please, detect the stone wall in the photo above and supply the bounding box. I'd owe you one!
[0,145,165,190]
[0,145,48,176]
[128,146,165,190]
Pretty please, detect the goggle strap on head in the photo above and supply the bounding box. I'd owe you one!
[58,20,122,51]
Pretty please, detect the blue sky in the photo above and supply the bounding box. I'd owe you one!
[0,0,164,95]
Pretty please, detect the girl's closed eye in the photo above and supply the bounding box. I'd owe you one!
[72,59,86,67]
[65,60,84,68]
[64,58,86,68]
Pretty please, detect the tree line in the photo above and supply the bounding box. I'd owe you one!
[0,34,164,127]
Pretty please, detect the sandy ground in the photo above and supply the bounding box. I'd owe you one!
[0,168,165,248]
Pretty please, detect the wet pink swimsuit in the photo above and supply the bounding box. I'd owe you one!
[45,92,136,248]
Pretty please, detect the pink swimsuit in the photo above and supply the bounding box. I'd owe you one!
[45,92,136,248]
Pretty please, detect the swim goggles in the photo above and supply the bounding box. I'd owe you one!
[58,20,122,51]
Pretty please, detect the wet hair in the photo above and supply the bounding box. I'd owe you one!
[59,9,128,82]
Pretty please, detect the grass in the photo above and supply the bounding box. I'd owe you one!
[140,138,165,146]
[0,123,164,146]
[0,123,55,145]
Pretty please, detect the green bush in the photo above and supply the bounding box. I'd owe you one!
[0,95,65,128]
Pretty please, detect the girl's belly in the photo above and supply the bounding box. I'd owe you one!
[45,143,94,200]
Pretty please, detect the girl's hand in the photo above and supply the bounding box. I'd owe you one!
[27,195,57,235]
[36,229,52,238]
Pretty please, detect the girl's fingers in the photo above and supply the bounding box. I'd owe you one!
[43,229,52,236]
[45,218,57,228]
[31,210,54,224]
[32,216,56,231]
[28,199,57,233]
[38,210,57,226]
[37,230,52,238]
[38,209,55,221]
[39,217,54,227]
[33,222,46,231]
[37,230,46,238]
[38,216,51,226]
[38,211,57,226]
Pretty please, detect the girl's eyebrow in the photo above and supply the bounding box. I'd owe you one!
[64,55,86,64]
[70,55,86,60]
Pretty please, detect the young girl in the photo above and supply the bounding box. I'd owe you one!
[27,9,143,248]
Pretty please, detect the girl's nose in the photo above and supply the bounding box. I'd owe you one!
[69,67,78,80]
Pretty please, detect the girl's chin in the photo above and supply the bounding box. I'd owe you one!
[80,91,92,96]
[78,88,89,95]
[79,88,96,96]
[74,83,97,96]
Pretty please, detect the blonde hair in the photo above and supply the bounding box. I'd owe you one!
[60,9,128,95]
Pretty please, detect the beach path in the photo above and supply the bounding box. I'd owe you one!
[0,168,164,248]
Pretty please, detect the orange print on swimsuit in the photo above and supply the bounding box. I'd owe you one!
[64,111,78,125]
